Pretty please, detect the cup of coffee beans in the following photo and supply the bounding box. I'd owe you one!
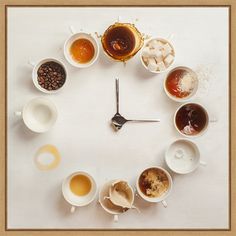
[32,58,67,93]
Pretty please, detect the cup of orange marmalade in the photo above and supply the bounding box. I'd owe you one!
[64,26,99,68]
[101,22,144,62]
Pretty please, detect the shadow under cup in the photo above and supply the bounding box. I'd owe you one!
[174,103,209,137]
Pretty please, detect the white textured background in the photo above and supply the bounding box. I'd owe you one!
[7,7,229,229]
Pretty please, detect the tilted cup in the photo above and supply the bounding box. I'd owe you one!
[99,180,135,222]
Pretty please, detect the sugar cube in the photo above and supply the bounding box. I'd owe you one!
[142,47,151,57]
[157,61,166,71]
[147,58,158,71]
[149,40,158,48]
[164,54,174,66]
[155,55,163,63]
[148,49,158,57]
[154,48,162,57]
[161,43,173,57]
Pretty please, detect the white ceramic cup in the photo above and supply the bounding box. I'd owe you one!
[165,139,207,174]
[29,58,67,94]
[164,66,198,102]
[99,180,135,222]
[140,37,175,74]
[174,102,217,138]
[62,171,97,213]
[64,26,99,68]
[136,166,172,207]
[15,97,58,133]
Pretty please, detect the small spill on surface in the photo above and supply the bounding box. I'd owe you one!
[195,65,214,97]
[34,144,61,171]
[142,34,152,40]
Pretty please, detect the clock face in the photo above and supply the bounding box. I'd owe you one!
[7,6,229,230]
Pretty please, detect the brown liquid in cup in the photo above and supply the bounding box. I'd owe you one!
[175,103,207,135]
[139,168,169,198]
[103,26,135,57]
[101,23,143,61]
[70,174,92,196]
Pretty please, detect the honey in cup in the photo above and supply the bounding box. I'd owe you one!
[70,174,92,196]
[70,38,95,64]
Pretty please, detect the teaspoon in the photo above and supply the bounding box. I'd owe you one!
[111,78,160,131]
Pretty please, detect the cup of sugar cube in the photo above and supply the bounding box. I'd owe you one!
[140,38,175,74]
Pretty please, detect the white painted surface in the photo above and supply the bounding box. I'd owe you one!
[7,7,229,229]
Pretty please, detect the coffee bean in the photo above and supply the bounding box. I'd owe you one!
[37,61,66,91]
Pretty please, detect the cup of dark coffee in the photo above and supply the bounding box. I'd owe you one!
[101,22,143,62]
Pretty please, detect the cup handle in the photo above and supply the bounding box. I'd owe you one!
[114,214,119,222]
[28,60,35,67]
[200,160,207,166]
[117,15,121,22]
[162,200,168,208]
[70,205,76,213]
[209,117,218,123]
[14,111,22,117]
[69,25,76,35]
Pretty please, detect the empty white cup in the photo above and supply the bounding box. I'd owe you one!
[165,139,206,174]
[15,97,58,133]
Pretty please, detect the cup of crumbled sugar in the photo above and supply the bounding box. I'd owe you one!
[140,38,175,73]
[164,66,198,102]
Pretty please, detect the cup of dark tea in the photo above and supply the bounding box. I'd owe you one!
[174,103,216,137]
[164,66,198,102]
[101,22,144,62]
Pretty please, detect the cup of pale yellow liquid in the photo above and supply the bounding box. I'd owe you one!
[62,171,97,213]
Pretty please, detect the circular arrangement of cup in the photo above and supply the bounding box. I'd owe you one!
[30,58,67,94]
[136,166,173,207]
[15,19,217,220]
[164,66,198,102]
[140,37,175,74]
[15,97,58,133]
[64,28,99,68]
[165,139,206,174]
[62,171,97,213]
